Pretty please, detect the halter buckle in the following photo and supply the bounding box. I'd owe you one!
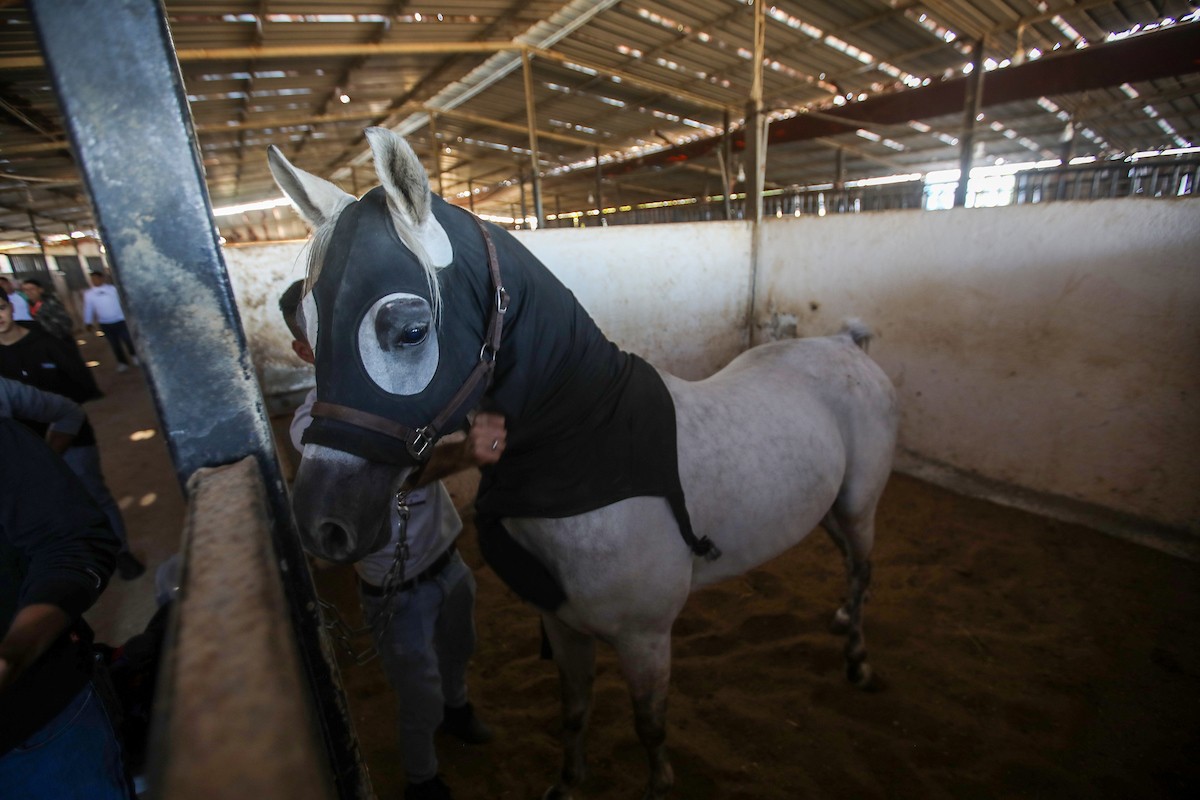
[495,285,510,314]
[407,425,436,461]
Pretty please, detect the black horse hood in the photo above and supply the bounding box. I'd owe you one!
[303,188,624,465]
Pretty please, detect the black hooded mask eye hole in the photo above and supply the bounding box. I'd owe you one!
[359,292,439,396]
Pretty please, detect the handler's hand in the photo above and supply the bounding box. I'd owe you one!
[0,603,71,696]
[467,412,507,466]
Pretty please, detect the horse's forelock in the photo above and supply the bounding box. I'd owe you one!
[386,207,443,326]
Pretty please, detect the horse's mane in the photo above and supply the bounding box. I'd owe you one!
[302,194,447,326]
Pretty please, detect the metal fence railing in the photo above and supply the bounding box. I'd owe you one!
[543,156,1198,229]
[1013,158,1198,204]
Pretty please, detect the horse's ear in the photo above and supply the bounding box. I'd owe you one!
[267,145,354,228]
[364,127,431,226]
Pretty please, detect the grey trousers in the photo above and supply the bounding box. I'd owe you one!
[359,551,478,784]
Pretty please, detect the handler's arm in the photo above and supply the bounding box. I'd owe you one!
[412,411,507,486]
[0,420,118,696]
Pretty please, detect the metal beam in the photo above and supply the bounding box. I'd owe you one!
[601,23,1200,177]
[430,107,599,148]
[0,40,520,70]
[26,2,368,797]
[530,47,731,112]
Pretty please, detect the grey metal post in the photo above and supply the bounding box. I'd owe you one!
[518,167,528,227]
[744,0,767,225]
[594,146,603,225]
[27,2,367,796]
[521,49,545,228]
[954,38,987,208]
[722,110,733,220]
[429,111,444,197]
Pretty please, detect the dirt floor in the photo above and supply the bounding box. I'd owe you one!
[81,331,1200,800]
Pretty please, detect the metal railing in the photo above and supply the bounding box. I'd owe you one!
[1013,157,1198,204]
[545,156,1198,229]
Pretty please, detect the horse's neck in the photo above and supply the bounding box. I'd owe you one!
[487,231,625,429]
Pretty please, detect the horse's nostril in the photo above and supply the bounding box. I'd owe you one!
[318,520,352,558]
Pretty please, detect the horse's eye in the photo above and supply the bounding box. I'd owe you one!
[397,324,428,347]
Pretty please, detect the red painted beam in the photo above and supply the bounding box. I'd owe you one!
[603,23,1200,176]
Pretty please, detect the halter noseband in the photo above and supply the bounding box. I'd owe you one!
[309,210,508,463]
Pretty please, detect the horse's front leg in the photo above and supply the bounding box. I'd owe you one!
[614,630,674,800]
[541,613,596,800]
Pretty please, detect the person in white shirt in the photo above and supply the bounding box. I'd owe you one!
[280,281,505,800]
[0,277,31,322]
[82,271,137,373]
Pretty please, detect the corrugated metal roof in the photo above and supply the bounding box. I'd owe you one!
[1,0,1197,249]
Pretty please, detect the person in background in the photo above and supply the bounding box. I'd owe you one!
[0,417,135,799]
[22,278,76,343]
[280,280,505,800]
[82,271,137,373]
[0,286,145,580]
[0,276,31,322]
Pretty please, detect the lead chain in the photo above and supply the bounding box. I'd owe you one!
[314,489,411,666]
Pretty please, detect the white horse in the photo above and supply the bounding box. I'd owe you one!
[269,127,898,800]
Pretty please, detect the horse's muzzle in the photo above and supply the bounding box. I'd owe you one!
[291,445,404,563]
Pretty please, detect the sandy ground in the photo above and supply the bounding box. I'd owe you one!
[81,331,1200,800]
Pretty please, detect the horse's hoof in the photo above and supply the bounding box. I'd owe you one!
[850,663,885,692]
[829,608,851,634]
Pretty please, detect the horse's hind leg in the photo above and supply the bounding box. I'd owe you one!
[614,630,674,800]
[542,613,596,800]
[822,505,877,689]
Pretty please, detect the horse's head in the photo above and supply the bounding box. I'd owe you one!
[269,127,501,562]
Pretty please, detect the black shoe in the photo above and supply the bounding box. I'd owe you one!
[404,775,452,800]
[116,552,146,580]
[439,701,493,744]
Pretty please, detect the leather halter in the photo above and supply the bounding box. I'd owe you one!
[309,210,509,463]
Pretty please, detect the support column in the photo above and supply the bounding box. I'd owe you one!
[521,48,544,228]
[28,2,366,797]
[722,110,733,220]
[954,37,987,208]
[744,0,767,225]
[594,146,603,225]
[428,111,443,197]
[27,211,48,269]
[518,167,528,228]
[467,178,475,213]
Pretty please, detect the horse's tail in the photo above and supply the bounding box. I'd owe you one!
[838,317,873,352]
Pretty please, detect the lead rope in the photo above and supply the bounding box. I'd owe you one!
[315,489,411,666]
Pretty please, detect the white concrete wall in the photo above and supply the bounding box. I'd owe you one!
[757,198,1200,533]
[513,222,751,379]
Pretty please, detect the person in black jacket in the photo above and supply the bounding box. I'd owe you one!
[0,286,144,579]
[0,417,135,798]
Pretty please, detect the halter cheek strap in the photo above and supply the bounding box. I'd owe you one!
[310,210,509,463]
